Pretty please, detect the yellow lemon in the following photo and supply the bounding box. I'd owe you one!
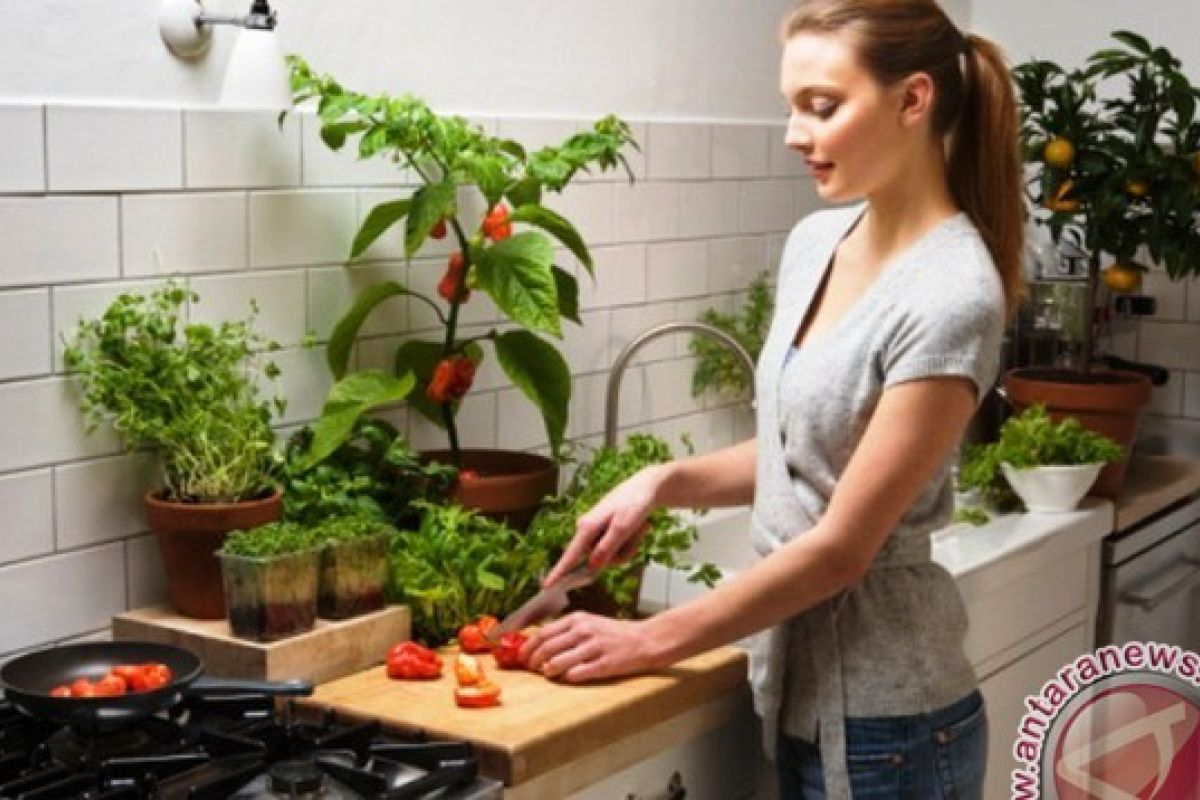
[1043,137,1076,170]
[1102,263,1142,293]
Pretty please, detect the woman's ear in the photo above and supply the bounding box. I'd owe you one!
[897,72,935,127]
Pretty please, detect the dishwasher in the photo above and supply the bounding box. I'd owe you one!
[1097,493,1200,649]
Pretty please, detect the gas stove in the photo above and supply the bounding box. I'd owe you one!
[0,691,503,799]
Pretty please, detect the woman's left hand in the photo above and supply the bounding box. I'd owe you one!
[520,612,667,682]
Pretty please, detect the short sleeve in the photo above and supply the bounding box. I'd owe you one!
[881,294,1005,406]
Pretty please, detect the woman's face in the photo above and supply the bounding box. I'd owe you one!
[780,31,913,202]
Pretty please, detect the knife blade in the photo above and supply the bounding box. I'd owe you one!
[487,563,597,642]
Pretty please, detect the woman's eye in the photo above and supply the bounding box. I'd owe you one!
[811,101,838,119]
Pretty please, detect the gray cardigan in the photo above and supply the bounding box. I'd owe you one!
[747,205,1005,798]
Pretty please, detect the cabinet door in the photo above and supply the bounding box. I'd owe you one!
[979,624,1089,800]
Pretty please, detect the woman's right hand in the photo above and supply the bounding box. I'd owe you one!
[542,464,669,587]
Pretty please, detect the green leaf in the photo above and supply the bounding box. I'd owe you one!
[496,139,527,161]
[320,121,368,151]
[298,370,415,470]
[462,154,510,208]
[406,181,457,259]
[494,330,570,454]
[508,205,593,273]
[1112,30,1152,56]
[553,266,581,325]
[476,567,505,591]
[327,281,411,379]
[506,178,542,208]
[473,232,561,336]
[351,199,411,260]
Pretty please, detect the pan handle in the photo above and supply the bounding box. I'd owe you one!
[68,694,184,731]
[190,676,313,696]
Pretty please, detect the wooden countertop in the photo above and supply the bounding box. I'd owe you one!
[301,644,749,789]
[1114,454,1200,531]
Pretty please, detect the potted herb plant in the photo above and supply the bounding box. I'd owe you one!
[387,501,551,645]
[312,515,397,619]
[959,405,1124,517]
[1010,30,1200,496]
[219,522,321,641]
[689,271,773,403]
[64,284,285,619]
[288,57,639,529]
[526,434,721,616]
[280,411,457,530]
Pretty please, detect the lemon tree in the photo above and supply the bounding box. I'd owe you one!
[1014,31,1200,279]
[1013,31,1200,369]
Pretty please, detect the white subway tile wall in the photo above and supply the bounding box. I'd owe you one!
[0,288,52,380]
[0,107,819,656]
[1136,267,1200,451]
[0,105,46,193]
[46,107,183,192]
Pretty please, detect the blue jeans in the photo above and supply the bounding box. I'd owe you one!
[776,690,987,799]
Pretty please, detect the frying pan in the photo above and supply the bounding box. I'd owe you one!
[0,640,312,733]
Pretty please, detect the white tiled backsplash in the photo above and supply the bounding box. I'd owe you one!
[0,105,812,657]
[1128,267,1200,460]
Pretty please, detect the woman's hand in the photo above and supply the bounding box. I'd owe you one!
[541,464,669,587]
[520,612,668,682]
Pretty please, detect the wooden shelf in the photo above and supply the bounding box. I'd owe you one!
[113,605,410,684]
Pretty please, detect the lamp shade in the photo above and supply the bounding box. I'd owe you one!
[219,27,291,110]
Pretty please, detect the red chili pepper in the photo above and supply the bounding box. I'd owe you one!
[492,631,530,670]
[437,252,470,304]
[481,204,512,241]
[430,218,448,240]
[426,356,476,404]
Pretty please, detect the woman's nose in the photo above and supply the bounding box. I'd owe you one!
[784,112,811,153]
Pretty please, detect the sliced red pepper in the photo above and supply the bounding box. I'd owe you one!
[93,673,127,697]
[454,653,486,686]
[457,623,491,654]
[454,680,501,708]
[386,640,443,680]
[493,631,530,670]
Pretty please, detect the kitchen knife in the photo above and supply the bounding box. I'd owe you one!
[487,563,597,642]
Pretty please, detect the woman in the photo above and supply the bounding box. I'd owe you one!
[521,0,1024,796]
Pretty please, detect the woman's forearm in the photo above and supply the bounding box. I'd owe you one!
[651,437,757,509]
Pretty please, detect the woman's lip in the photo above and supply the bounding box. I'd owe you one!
[806,160,834,178]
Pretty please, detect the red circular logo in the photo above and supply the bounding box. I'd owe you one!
[1051,681,1200,798]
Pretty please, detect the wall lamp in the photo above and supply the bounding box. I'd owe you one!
[159,0,292,109]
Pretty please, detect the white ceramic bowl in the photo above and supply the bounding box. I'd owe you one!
[1001,462,1104,513]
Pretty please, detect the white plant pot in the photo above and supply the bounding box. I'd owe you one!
[1001,462,1104,513]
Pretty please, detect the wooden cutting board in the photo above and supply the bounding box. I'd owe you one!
[301,645,749,787]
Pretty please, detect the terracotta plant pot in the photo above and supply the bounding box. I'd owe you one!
[422,449,558,532]
[1002,368,1152,499]
[144,489,283,619]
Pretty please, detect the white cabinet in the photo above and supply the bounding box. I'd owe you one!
[563,698,762,800]
[978,623,1090,800]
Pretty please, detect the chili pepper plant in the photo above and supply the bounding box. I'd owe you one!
[288,57,639,467]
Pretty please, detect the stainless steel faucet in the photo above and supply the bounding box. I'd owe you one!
[604,321,757,448]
